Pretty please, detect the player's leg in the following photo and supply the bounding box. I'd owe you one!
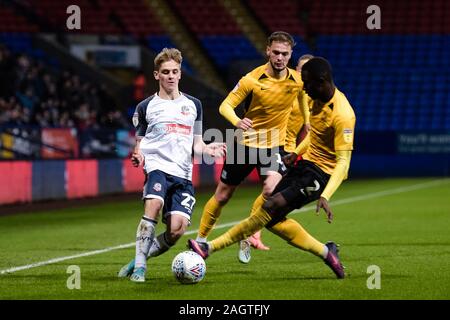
[145,214,189,260]
[268,218,326,257]
[248,172,282,250]
[237,173,278,263]
[238,146,285,259]
[149,177,194,257]
[197,149,255,242]
[196,181,237,242]
[189,170,292,258]
[265,161,345,278]
[165,214,190,245]
[188,192,289,258]
[127,170,166,282]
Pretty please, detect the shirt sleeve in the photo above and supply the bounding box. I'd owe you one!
[334,113,356,151]
[133,101,148,138]
[219,76,252,126]
[320,150,352,200]
[297,91,310,125]
[194,98,203,136]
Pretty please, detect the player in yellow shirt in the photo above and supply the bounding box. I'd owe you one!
[284,54,314,154]
[245,54,313,253]
[189,57,356,279]
[195,31,310,263]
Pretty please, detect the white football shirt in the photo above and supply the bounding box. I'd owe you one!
[133,93,202,181]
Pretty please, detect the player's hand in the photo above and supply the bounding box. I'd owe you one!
[204,142,227,158]
[236,118,253,131]
[316,196,333,223]
[131,152,143,167]
[282,152,298,166]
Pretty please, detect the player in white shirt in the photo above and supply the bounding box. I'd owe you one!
[118,48,225,282]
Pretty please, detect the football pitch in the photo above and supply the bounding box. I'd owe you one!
[0,178,449,300]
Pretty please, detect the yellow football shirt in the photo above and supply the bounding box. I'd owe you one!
[302,88,356,176]
[219,63,308,148]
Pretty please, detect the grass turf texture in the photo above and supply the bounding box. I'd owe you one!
[0,178,449,300]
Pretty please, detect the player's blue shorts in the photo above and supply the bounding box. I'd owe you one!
[143,170,196,224]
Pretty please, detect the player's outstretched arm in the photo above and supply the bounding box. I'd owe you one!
[317,150,352,222]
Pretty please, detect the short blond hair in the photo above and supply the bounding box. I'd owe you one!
[267,31,296,48]
[154,48,182,71]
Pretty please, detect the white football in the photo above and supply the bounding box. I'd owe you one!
[171,251,206,284]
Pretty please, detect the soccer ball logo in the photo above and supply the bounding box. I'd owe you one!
[172,251,206,284]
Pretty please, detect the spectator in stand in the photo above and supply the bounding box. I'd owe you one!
[0,47,130,130]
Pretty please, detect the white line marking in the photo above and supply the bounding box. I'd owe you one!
[1,179,448,275]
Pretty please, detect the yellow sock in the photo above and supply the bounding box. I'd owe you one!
[210,207,272,252]
[197,196,223,239]
[249,193,266,216]
[269,218,325,257]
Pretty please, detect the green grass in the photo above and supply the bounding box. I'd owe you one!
[0,178,449,300]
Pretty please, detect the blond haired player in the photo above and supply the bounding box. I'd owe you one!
[118,48,225,282]
[195,32,310,263]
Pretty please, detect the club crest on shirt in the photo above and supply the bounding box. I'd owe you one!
[343,128,353,143]
[181,105,191,116]
[153,183,162,192]
[132,113,139,127]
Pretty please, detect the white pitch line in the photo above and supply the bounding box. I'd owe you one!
[1,179,448,275]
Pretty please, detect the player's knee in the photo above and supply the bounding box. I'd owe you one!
[262,174,281,197]
[167,228,185,243]
[144,198,163,213]
[214,185,235,205]
[262,197,283,214]
[262,198,276,213]
[261,188,273,199]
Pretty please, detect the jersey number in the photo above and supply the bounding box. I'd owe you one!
[275,153,287,171]
[181,193,196,212]
[300,180,320,197]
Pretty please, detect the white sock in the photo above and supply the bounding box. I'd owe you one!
[135,216,157,270]
[321,245,329,259]
[147,232,173,258]
[196,236,207,243]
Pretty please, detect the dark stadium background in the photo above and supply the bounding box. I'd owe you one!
[0,0,449,303]
[0,0,450,203]
[0,0,448,207]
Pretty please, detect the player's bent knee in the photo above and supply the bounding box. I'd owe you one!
[262,196,285,213]
[168,228,185,243]
[144,198,163,214]
[261,188,273,199]
[262,198,276,213]
[214,184,236,205]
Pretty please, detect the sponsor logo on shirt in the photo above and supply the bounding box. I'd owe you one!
[181,105,191,116]
[166,123,192,135]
